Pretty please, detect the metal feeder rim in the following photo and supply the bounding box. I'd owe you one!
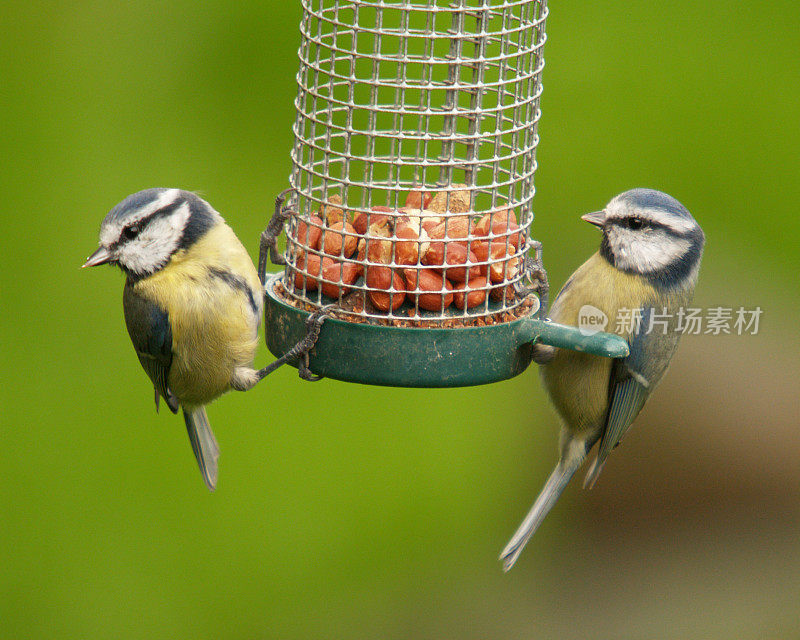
[262,273,629,388]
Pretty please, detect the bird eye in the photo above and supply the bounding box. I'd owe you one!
[123,225,141,240]
[627,217,644,230]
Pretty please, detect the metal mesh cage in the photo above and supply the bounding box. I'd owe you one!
[278,0,548,323]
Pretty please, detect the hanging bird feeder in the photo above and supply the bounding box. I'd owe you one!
[259,0,628,387]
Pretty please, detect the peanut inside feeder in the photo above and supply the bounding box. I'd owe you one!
[261,0,629,387]
[284,186,528,323]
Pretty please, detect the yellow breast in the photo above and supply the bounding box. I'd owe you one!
[541,253,659,432]
[133,223,262,406]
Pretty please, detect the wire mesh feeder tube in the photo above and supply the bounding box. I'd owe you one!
[263,0,628,386]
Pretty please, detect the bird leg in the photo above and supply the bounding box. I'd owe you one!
[515,240,555,364]
[258,188,297,284]
[530,340,556,365]
[253,305,335,383]
[295,306,333,381]
[515,240,549,320]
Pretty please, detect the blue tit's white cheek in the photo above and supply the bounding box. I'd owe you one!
[624,232,691,274]
[117,201,192,275]
[607,225,691,275]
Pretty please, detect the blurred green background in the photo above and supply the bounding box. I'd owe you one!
[2,1,798,639]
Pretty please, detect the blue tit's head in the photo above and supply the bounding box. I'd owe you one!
[582,188,705,288]
[83,188,221,279]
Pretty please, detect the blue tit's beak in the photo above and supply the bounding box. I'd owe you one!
[581,210,606,227]
[82,246,113,268]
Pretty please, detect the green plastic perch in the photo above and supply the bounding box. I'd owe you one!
[263,273,629,388]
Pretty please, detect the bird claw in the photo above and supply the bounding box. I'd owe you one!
[295,305,335,381]
[253,304,334,383]
[256,187,333,380]
[257,188,296,284]
[530,341,556,365]
[520,241,549,319]
[305,304,335,335]
[298,353,324,382]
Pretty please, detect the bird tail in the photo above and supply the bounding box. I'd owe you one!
[183,407,220,491]
[583,456,608,490]
[499,435,596,571]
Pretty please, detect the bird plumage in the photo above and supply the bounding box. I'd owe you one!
[127,222,262,406]
[500,188,704,570]
[85,188,263,490]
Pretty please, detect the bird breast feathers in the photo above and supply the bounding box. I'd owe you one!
[130,223,261,404]
[551,252,659,340]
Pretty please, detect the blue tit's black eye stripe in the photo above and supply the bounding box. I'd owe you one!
[142,199,186,226]
[114,199,187,248]
[207,267,259,315]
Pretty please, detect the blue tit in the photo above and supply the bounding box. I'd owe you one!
[500,188,705,570]
[83,188,264,491]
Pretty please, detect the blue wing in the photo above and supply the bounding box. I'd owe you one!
[123,281,179,414]
[584,306,676,488]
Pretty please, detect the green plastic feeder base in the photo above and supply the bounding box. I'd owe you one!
[263,273,629,388]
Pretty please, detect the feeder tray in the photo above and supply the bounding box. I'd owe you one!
[260,0,629,387]
[265,273,628,387]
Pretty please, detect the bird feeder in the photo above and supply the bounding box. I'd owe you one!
[261,0,628,387]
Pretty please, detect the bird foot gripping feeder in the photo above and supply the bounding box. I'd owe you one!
[259,0,628,387]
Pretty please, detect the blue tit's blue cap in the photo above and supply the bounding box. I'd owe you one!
[104,188,182,224]
[613,188,693,222]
